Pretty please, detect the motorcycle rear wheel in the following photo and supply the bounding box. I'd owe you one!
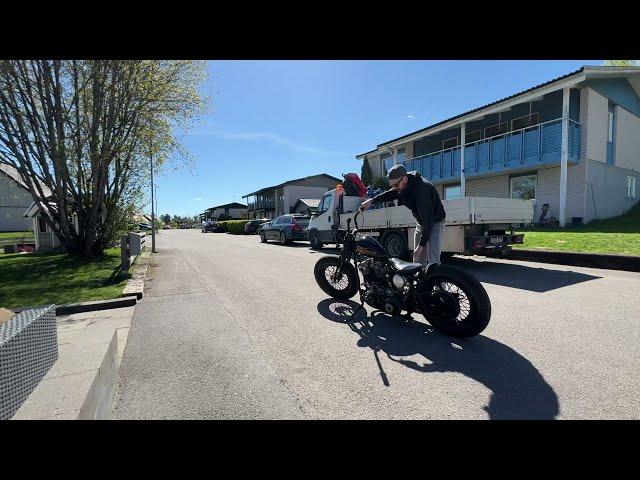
[314,256,359,300]
[417,264,491,338]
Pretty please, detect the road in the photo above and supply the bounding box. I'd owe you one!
[113,229,640,419]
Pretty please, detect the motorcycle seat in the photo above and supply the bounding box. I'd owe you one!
[390,258,423,274]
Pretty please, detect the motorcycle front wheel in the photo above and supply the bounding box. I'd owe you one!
[416,264,491,338]
[314,256,359,300]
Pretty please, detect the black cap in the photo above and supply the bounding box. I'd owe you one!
[386,164,407,181]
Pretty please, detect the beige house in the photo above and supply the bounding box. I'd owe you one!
[242,174,341,220]
[202,202,247,221]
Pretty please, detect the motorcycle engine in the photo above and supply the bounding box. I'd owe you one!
[358,258,408,314]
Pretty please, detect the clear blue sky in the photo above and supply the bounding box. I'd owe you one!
[151,60,600,218]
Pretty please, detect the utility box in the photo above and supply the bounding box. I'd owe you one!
[129,232,146,256]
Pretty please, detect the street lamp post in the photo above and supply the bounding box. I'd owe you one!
[150,152,157,253]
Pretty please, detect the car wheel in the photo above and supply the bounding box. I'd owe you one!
[279,232,288,246]
[309,231,323,250]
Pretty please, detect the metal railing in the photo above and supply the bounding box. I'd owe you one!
[402,118,581,182]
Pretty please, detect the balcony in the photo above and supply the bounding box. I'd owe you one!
[402,118,581,183]
[248,200,275,211]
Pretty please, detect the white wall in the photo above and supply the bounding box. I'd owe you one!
[614,106,640,172]
[465,175,510,198]
[585,160,640,222]
[585,88,609,164]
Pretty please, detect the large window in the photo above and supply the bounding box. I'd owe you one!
[444,184,462,200]
[382,153,394,175]
[465,130,482,143]
[485,122,508,138]
[512,112,539,131]
[628,176,636,199]
[510,175,537,201]
[442,138,459,150]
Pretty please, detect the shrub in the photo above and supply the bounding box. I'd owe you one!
[217,220,251,234]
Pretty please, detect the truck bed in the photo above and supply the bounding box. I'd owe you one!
[339,196,534,229]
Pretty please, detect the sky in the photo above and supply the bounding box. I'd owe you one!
[151,60,601,218]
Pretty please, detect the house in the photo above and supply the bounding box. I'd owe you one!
[23,201,78,251]
[292,198,321,216]
[242,174,341,220]
[0,164,50,232]
[202,202,247,221]
[357,66,640,226]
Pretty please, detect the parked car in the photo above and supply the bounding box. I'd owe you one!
[192,223,203,229]
[244,218,270,235]
[163,224,172,230]
[202,221,224,233]
[139,222,152,230]
[259,214,310,245]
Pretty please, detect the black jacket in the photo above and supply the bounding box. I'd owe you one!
[372,172,446,247]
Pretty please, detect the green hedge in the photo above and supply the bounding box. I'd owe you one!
[217,220,251,234]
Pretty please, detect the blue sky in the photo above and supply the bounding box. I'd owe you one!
[152,60,600,218]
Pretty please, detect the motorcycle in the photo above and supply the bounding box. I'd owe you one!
[313,210,491,338]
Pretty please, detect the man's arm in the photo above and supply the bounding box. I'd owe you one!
[372,188,398,204]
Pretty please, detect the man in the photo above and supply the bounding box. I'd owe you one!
[359,164,446,267]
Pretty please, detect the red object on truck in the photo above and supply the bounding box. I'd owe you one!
[342,173,367,197]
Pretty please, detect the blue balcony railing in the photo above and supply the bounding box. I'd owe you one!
[403,118,581,183]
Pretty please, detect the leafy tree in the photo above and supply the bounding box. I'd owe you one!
[160,213,172,224]
[361,157,373,186]
[603,60,639,66]
[0,60,209,256]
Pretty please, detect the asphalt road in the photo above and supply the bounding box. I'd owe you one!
[113,229,640,419]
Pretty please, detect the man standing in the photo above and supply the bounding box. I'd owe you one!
[359,164,446,266]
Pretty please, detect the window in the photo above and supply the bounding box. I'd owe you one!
[628,176,636,199]
[485,122,508,138]
[444,185,462,200]
[319,193,332,215]
[512,112,539,131]
[442,137,458,150]
[465,130,482,143]
[38,216,47,233]
[382,153,394,175]
[510,175,537,201]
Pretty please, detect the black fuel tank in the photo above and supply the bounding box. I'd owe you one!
[356,236,388,259]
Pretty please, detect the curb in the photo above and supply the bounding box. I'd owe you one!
[122,250,151,300]
[13,297,137,316]
[508,249,640,272]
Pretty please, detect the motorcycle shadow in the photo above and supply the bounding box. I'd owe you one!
[317,298,560,420]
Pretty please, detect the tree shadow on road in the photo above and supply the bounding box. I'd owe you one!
[317,298,560,420]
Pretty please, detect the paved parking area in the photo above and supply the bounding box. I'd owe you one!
[113,230,640,419]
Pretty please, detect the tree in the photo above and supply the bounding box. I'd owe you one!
[603,60,639,67]
[160,213,172,224]
[361,156,373,186]
[0,60,209,256]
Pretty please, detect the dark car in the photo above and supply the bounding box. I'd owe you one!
[202,221,224,233]
[244,218,270,234]
[259,214,310,245]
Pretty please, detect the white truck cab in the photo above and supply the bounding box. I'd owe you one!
[308,189,534,259]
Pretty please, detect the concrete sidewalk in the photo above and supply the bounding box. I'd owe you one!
[12,306,135,420]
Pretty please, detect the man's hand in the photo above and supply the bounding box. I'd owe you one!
[413,245,424,263]
[359,199,373,212]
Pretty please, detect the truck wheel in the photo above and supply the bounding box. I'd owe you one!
[309,231,323,250]
[441,252,454,263]
[383,232,407,259]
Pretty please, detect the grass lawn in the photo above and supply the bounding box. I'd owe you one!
[0,247,130,310]
[514,202,640,256]
[0,231,34,241]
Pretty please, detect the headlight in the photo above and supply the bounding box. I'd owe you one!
[392,274,406,290]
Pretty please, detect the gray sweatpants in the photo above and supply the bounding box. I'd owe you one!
[414,220,445,267]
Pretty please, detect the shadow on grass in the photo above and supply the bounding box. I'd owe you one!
[317,298,559,420]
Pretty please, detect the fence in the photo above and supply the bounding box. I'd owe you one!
[120,232,146,271]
